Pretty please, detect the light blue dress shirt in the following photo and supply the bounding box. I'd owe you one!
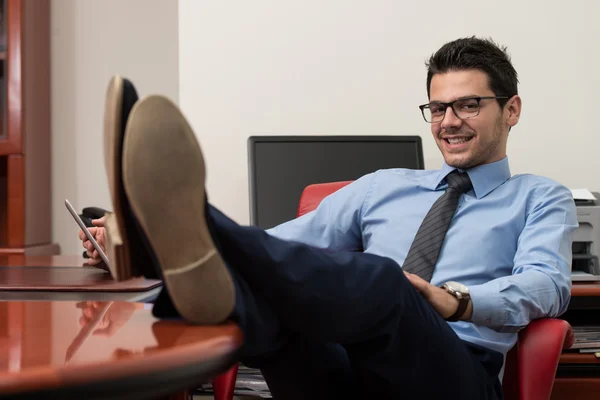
[266,157,578,357]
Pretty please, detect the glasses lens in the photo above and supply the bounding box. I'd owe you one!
[424,103,445,123]
[453,98,479,119]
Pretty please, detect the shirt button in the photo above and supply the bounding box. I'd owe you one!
[484,317,491,325]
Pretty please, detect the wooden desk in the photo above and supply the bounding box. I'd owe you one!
[0,255,162,302]
[0,300,243,399]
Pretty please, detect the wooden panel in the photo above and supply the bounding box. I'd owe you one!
[561,353,600,364]
[22,0,50,246]
[6,153,23,247]
[0,1,54,252]
[0,156,6,246]
[551,378,600,400]
[0,0,22,155]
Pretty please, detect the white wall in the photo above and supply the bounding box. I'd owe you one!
[51,0,179,254]
[179,0,600,224]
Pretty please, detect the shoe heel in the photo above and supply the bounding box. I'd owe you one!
[105,212,132,281]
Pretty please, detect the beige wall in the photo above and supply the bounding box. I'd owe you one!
[50,1,600,252]
[51,0,179,255]
[178,0,600,225]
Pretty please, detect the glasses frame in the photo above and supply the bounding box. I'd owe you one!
[418,96,509,123]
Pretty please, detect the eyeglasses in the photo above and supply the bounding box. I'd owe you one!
[418,96,509,123]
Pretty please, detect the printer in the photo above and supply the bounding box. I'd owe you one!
[572,192,600,281]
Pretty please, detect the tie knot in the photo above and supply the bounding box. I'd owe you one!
[445,171,472,194]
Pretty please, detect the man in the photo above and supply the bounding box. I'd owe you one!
[80,37,577,399]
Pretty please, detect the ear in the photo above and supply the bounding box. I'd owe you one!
[505,95,521,128]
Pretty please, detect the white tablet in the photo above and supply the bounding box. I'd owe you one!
[65,199,110,267]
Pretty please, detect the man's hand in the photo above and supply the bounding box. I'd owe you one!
[78,216,106,266]
[404,271,472,321]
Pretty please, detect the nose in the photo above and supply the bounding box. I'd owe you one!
[440,106,462,131]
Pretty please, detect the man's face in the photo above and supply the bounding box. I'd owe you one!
[428,69,511,169]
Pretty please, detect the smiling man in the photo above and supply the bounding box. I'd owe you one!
[82,37,577,399]
[423,60,518,170]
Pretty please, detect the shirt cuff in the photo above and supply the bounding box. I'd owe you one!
[468,284,515,332]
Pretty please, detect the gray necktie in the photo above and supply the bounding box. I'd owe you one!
[402,170,473,282]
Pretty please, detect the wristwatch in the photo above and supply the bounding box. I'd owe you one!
[441,281,471,322]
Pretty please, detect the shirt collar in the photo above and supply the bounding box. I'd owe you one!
[426,157,511,199]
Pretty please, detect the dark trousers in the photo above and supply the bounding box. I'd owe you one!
[157,205,504,399]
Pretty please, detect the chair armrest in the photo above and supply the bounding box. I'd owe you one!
[518,318,573,400]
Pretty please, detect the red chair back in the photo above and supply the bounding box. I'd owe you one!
[297,181,353,217]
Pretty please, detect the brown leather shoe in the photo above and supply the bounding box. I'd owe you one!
[102,75,157,281]
[117,95,235,325]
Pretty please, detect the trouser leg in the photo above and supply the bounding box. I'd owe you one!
[207,205,502,399]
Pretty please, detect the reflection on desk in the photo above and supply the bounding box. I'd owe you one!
[0,301,243,399]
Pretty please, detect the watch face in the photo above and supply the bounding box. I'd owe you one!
[445,281,469,294]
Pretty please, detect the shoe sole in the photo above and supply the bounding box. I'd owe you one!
[121,95,235,324]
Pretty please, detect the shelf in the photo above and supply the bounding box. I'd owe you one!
[572,283,600,297]
[561,352,600,364]
[0,244,60,256]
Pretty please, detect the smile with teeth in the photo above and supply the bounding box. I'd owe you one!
[444,137,473,144]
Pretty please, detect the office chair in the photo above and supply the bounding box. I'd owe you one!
[212,181,574,400]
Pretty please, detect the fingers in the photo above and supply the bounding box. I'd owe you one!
[83,240,94,252]
[83,240,96,259]
[81,228,106,250]
[85,257,102,266]
[95,228,106,251]
[81,227,107,263]
[92,216,107,227]
[79,227,98,243]
[404,271,430,294]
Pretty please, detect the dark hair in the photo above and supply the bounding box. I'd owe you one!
[426,37,518,108]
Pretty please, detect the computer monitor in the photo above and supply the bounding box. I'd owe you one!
[248,135,424,229]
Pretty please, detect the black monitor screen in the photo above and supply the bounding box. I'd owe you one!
[248,136,424,229]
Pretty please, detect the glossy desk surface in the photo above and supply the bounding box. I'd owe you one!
[0,300,243,399]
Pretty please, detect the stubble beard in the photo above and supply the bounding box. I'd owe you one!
[442,116,504,170]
